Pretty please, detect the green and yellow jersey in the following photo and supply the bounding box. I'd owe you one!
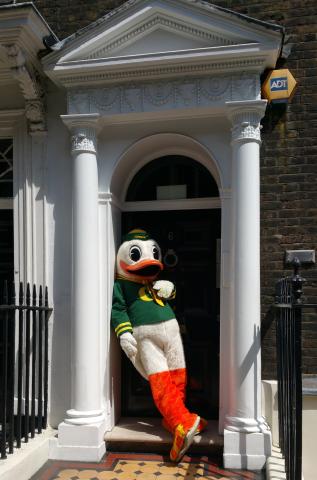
[111,278,175,337]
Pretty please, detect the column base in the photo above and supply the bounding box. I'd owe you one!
[65,408,105,425]
[49,419,107,461]
[225,415,269,433]
[223,428,272,470]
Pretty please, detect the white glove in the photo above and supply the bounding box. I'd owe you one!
[152,280,175,299]
[120,331,137,361]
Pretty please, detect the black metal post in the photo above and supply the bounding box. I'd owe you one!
[16,283,24,448]
[275,259,304,480]
[43,287,49,429]
[292,259,303,480]
[38,286,43,433]
[31,286,37,438]
[8,283,16,454]
[0,282,8,459]
[24,284,31,443]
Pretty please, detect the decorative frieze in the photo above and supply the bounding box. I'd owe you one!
[68,72,260,116]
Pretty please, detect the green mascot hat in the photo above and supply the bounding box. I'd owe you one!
[123,229,151,243]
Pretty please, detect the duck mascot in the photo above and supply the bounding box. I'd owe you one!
[111,229,206,462]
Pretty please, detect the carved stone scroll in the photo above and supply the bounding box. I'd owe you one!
[3,44,46,134]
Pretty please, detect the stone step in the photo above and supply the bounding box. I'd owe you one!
[105,417,223,455]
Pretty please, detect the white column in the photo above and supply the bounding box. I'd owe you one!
[50,114,106,461]
[218,188,233,433]
[223,101,271,470]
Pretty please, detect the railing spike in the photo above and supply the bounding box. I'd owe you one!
[45,286,48,307]
[19,282,23,304]
[11,282,16,305]
[26,283,31,304]
[33,285,37,305]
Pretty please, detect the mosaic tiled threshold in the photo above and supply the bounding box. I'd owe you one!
[32,452,265,480]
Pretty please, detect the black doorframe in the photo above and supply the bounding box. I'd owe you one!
[120,208,221,420]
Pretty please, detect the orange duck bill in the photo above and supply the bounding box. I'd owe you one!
[120,259,163,279]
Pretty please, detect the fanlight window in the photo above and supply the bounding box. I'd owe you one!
[126,156,219,202]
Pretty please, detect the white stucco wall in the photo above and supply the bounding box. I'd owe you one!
[98,116,231,194]
[45,84,72,428]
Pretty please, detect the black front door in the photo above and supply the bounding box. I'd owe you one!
[121,209,221,419]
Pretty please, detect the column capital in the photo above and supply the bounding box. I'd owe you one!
[226,100,267,144]
[61,114,101,154]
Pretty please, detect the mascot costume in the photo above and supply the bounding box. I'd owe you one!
[111,229,207,462]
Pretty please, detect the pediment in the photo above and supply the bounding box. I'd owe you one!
[43,0,283,86]
[68,11,252,62]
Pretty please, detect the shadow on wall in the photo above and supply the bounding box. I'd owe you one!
[43,87,71,428]
[238,325,261,421]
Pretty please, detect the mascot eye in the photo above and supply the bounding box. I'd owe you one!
[129,245,142,262]
[152,245,160,260]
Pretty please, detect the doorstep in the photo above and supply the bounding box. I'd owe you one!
[105,417,223,455]
[266,446,286,480]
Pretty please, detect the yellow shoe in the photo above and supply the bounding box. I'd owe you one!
[163,417,207,436]
[197,417,208,435]
[169,416,200,462]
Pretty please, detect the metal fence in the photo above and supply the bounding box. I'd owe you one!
[0,281,52,459]
[274,260,317,480]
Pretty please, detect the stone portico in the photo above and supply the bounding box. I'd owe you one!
[44,0,282,468]
[0,0,284,471]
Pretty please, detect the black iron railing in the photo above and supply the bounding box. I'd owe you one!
[274,260,317,480]
[0,281,52,460]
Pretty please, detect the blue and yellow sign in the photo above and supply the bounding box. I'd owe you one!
[262,69,297,103]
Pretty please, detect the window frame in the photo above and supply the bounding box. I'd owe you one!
[0,136,14,209]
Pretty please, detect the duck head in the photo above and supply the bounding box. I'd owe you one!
[117,229,163,282]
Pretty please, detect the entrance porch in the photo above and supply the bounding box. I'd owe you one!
[43,0,283,469]
[0,0,285,473]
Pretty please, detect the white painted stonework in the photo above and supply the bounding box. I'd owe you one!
[67,73,261,116]
[0,0,283,470]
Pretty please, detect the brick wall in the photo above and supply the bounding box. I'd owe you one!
[33,0,317,378]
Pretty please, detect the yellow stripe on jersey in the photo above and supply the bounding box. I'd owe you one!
[116,325,133,337]
[115,322,132,334]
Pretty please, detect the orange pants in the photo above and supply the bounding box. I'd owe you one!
[133,319,197,431]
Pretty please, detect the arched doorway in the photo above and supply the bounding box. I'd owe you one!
[120,155,221,419]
